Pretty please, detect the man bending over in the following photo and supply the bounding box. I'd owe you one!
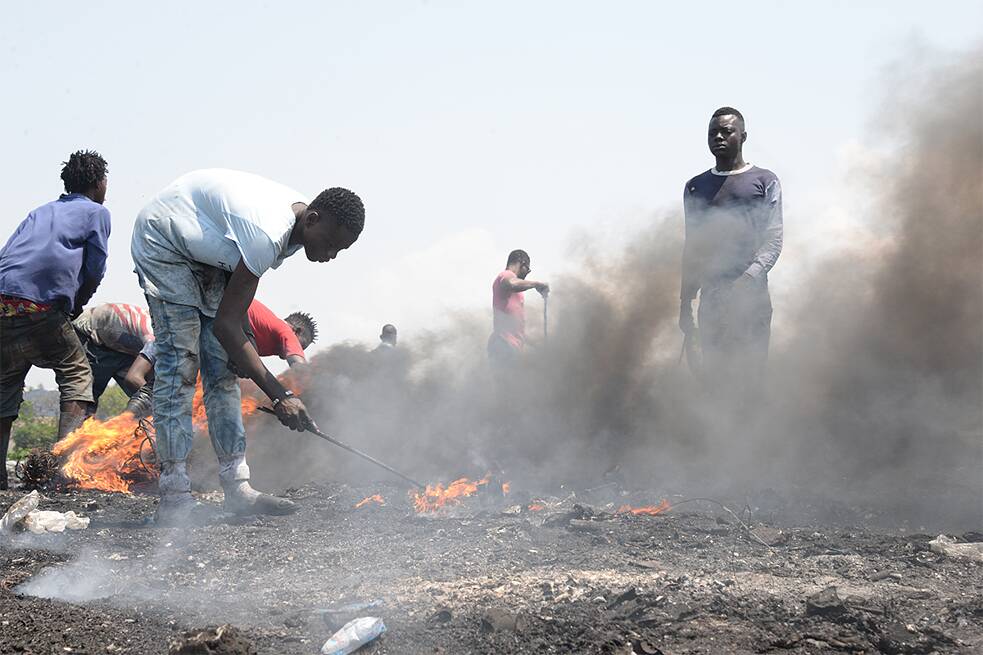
[131,168,363,523]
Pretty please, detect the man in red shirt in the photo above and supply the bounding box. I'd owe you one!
[114,300,318,415]
[244,300,316,367]
[487,249,549,369]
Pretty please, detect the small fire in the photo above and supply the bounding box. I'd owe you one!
[528,502,546,512]
[355,494,385,508]
[412,475,491,513]
[54,380,268,494]
[616,499,671,516]
[192,383,207,430]
[52,412,142,494]
[501,482,511,495]
[190,383,260,430]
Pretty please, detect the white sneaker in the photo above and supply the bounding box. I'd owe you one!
[222,480,297,516]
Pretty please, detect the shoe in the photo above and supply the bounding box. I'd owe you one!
[152,492,203,527]
[223,481,297,516]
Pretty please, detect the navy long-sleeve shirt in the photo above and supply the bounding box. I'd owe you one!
[681,164,783,301]
[0,193,111,313]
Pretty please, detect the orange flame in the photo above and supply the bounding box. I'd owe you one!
[616,499,671,516]
[412,475,491,513]
[355,494,385,508]
[190,382,261,430]
[54,379,266,494]
[501,482,511,495]
[52,412,142,494]
[527,502,546,512]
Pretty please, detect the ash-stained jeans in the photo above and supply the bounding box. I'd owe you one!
[146,297,247,494]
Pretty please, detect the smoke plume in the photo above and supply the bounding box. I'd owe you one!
[243,47,981,528]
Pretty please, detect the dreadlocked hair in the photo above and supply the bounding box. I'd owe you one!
[61,150,108,194]
[286,312,318,345]
[309,187,365,237]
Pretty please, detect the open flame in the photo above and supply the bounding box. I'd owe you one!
[412,475,492,513]
[51,412,142,494]
[355,494,385,508]
[53,380,268,494]
[616,499,671,516]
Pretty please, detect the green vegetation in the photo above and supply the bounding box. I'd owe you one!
[95,383,129,420]
[8,400,58,460]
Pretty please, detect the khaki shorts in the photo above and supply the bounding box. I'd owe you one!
[0,309,94,418]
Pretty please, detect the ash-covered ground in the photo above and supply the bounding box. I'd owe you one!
[1,479,981,655]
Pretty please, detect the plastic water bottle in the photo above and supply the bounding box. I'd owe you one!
[320,617,386,655]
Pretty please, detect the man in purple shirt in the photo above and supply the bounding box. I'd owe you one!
[0,151,110,489]
[679,107,782,407]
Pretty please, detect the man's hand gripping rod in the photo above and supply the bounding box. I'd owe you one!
[258,407,425,489]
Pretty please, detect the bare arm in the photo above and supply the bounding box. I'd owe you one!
[285,355,306,368]
[213,261,289,402]
[123,355,153,390]
[214,261,312,431]
[503,277,549,294]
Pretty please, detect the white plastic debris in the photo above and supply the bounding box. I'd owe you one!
[0,490,40,532]
[320,617,386,655]
[929,534,983,562]
[23,510,90,534]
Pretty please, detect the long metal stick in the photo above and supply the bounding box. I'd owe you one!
[258,407,425,489]
[543,294,549,343]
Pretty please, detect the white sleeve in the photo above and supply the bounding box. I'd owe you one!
[226,214,279,277]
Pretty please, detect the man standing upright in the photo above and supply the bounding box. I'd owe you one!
[0,151,110,489]
[488,249,549,369]
[679,107,783,406]
[131,168,364,523]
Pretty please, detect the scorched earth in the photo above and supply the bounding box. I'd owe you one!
[0,479,981,655]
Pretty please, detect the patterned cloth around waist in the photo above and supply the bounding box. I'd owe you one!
[0,294,53,317]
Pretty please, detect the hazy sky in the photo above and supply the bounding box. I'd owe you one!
[2,1,980,388]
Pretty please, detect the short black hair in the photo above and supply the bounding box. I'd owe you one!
[381,324,397,336]
[285,311,318,346]
[309,187,365,237]
[711,106,745,128]
[61,150,108,194]
[507,249,530,267]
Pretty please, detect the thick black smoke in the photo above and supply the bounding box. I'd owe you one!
[245,47,981,528]
[766,48,983,524]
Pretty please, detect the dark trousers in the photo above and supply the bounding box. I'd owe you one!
[81,340,139,403]
[0,310,93,418]
[697,276,772,412]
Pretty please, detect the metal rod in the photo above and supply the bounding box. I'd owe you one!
[258,407,425,489]
[543,294,549,343]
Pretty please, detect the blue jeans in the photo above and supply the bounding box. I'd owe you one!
[145,297,245,467]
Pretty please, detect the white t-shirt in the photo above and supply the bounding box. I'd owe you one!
[131,169,309,315]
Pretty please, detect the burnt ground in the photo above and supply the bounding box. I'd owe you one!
[0,482,981,655]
